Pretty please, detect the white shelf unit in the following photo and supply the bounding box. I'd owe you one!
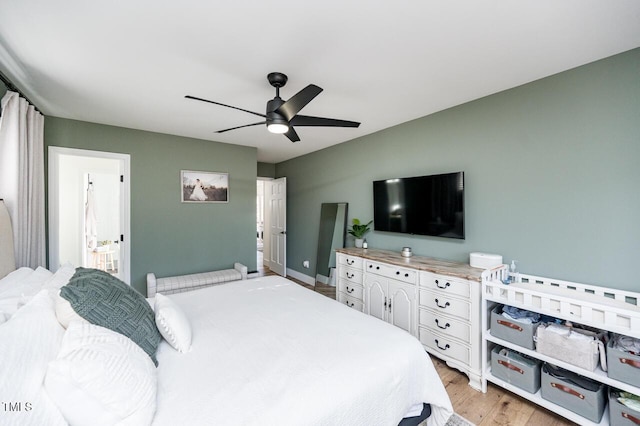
[481,269,640,426]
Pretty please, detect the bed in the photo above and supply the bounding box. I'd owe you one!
[152,276,452,425]
[0,214,453,426]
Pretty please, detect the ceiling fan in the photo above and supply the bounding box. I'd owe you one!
[185,72,360,143]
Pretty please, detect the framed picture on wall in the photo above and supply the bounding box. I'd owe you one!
[181,170,229,203]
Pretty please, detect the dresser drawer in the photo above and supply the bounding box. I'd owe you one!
[420,272,470,298]
[338,280,363,300]
[338,254,364,270]
[338,266,363,284]
[419,289,470,320]
[419,328,470,365]
[337,292,364,312]
[364,260,417,284]
[419,309,470,342]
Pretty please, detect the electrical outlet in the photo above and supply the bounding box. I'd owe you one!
[303,260,310,268]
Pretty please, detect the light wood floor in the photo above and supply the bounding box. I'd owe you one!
[432,357,575,426]
[255,254,575,426]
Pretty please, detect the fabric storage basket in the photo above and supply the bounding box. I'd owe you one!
[541,363,607,423]
[490,305,539,350]
[607,336,640,388]
[609,388,640,426]
[491,346,542,394]
[535,322,607,372]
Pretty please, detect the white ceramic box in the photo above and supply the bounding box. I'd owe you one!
[469,252,502,269]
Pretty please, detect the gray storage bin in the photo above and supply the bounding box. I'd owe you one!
[609,389,640,426]
[490,305,539,350]
[607,339,640,388]
[541,363,606,423]
[491,346,542,394]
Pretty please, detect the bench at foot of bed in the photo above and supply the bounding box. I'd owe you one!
[146,263,247,297]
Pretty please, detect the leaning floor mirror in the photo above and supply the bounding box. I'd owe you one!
[315,202,348,288]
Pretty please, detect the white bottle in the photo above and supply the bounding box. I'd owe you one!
[510,260,519,283]
[362,239,368,249]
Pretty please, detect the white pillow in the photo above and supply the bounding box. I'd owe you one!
[0,267,55,321]
[0,290,67,426]
[44,322,157,426]
[43,262,75,290]
[0,266,35,287]
[54,290,87,328]
[155,293,192,353]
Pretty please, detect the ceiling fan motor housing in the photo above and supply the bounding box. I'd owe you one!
[266,97,287,126]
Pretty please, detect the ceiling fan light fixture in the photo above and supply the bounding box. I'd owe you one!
[267,123,289,134]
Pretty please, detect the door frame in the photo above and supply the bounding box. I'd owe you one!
[48,146,131,284]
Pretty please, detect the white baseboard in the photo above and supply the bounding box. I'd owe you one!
[316,274,329,285]
[286,268,315,286]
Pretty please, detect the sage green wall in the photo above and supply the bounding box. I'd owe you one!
[45,118,257,294]
[257,162,276,178]
[277,48,640,291]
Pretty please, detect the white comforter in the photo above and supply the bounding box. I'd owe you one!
[152,276,452,426]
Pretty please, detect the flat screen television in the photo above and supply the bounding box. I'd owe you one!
[373,171,464,239]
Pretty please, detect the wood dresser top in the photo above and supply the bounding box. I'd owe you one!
[336,247,487,282]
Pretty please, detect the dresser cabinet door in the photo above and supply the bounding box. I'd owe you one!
[387,280,416,335]
[364,276,387,321]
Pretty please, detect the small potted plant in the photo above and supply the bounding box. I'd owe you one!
[348,218,372,248]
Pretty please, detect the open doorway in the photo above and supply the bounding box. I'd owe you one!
[48,147,131,283]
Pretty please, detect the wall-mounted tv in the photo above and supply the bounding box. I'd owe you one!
[373,171,464,239]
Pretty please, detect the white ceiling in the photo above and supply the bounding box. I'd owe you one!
[1,1,639,163]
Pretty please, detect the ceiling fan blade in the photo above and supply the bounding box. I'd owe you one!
[216,121,266,133]
[276,84,323,121]
[290,115,360,128]
[284,126,300,143]
[185,95,266,118]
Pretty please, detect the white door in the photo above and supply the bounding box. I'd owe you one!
[266,177,286,276]
[48,147,131,284]
[364,275,387,321]
[387,281,416,335]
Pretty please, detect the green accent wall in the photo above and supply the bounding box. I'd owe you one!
[257,162,276,178]
[276,48,640,291]
[45,118,257,294]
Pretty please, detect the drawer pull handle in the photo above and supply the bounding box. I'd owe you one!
[435,319,450,329]
[396,271,400,275]
[346,286,354,294]
[435,339,450,351]
[347,259,355,265]
[345,300,354,307]
[550,382,584,400]
[620,358,640,369]
[405,273,409,277]
[496,319,523,332]
[435,299,450,309]
[376,266,380,270]
[346,272,354,279]
[497,360,524,374]
[435,280,450,289]
[622,412,640,425]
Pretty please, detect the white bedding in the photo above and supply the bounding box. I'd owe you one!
[153,275,452,426]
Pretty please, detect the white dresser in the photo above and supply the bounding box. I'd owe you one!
[336,252,365,312]
[336,248,485,390]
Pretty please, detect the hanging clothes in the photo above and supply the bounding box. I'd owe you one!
[85,183,98,250]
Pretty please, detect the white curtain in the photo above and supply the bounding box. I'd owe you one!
[0,90,46,269]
